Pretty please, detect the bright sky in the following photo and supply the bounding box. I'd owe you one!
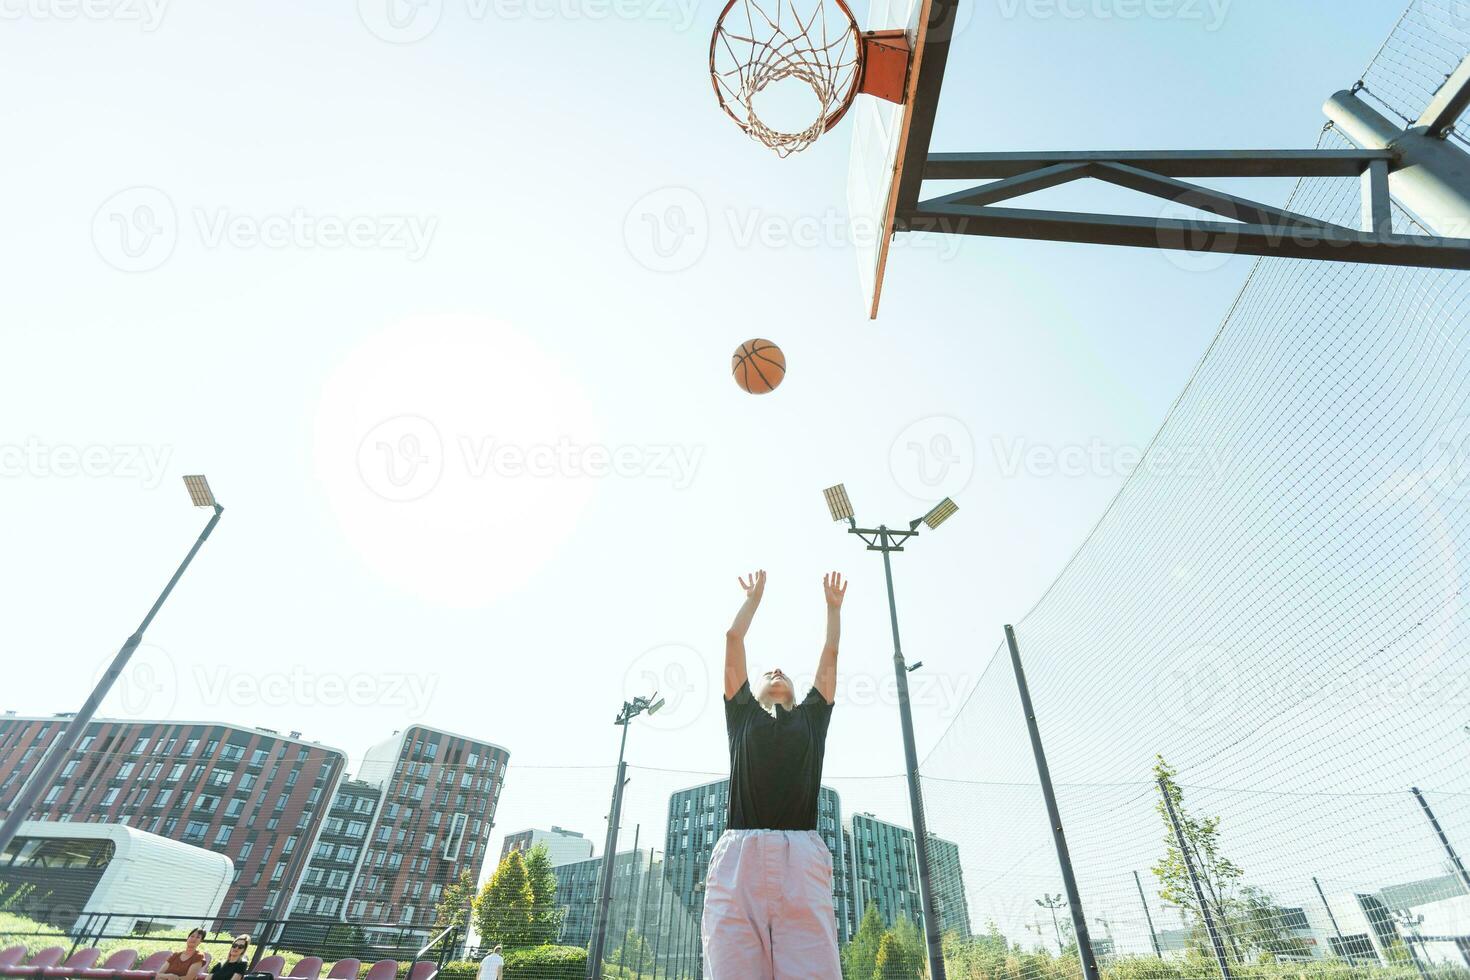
[0,0,1410,907]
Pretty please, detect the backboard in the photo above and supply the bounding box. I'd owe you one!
[847,0,956,318]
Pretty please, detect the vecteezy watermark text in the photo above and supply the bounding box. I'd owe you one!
[356,0,697,44]
[194,208,436,260]
[622,188,968,274]
[0,0,168,29]
[194,665,439,716]
[995,0,1230,30]
[358,416,704,502]
[93,186,438,272]
[991,435,1228,483]
[0,438,172,488]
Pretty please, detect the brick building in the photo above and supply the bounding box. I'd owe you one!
[0,715,346,923]
[344,726,509,944]
[0,716,509,948]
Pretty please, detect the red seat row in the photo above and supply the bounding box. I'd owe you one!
[0,948,191,980]
[0,950,435,980]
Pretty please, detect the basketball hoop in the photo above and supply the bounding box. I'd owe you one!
[710,0,911,157]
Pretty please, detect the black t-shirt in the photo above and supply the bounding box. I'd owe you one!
[724,680,834,830]
[209,961,247,980]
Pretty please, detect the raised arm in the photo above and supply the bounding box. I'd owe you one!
[725,570,765,699]
[813,571,846,703]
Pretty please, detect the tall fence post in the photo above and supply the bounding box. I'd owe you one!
[1312,875,1354,965]
[1157,777,1232,980]
[1133,871,1162,958]
[1004,625,1101,980]
[1412,787,1470,892]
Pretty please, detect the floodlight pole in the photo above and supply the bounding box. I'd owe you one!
[1134,871,1162,959]
[1410,787,1470,893]
[1312,875,1354,966]
[0,494,224,859]
[1008,627,1100,980]
[589,695,657,980]
[843,518,948,980]
[1158,777,1232,980]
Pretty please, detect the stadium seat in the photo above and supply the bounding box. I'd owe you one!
[251,957,284,979]
[75,950,137,979]
[1,948,66,978]
[403,963,435,980]
[320,959,358,980]
[0,953,25,972]
[41,949,100,978]
[114,951,172,980]
[358,961,395,980]
[284,957,321,980]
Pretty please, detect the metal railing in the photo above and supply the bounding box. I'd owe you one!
[413,925,461,973]
[0,911,445,971]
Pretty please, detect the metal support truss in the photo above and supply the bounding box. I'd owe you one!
[899,149,1470,269]
[890,53,1470,270]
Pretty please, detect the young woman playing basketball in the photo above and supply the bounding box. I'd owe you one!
[702,568,847,980]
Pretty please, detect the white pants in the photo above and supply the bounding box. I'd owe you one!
[701,829,842,980]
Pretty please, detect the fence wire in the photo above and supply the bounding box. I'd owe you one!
[920,4,1470,980]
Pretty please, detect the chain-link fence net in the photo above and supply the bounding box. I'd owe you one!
[920,4,1470,980]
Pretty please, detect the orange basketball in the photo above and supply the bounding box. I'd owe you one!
[731,339,786,394]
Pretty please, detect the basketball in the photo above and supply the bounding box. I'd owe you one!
[731,339,786,394]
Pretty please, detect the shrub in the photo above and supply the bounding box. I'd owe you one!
[502,945,586,980]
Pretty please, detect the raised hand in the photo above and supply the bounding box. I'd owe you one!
[823,571,847,609]
[727,570,766,698]
[739,569,767,602]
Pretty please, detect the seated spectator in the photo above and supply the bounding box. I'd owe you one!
[208,937,250,980]
[156,930,208,980]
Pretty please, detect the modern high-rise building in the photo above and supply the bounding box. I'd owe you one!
[342,725,510,944]
[549,848,653,949]
[547,846,699,976]
[500,826,594,867]
[845,812,920,931]
[926,833,971,939]
[0,715,347,923]
[844,812,969,938]
[663,778,852,942]
[288,778,380,923]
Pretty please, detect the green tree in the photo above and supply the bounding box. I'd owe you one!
[886,916,926,978]
[874,921,923,979]
[609,929,651,973]
[1151,756,1245,960]
[523,843,566,945]
[434,868,478,932]
[475,849,536,948]
[843,903,885,980]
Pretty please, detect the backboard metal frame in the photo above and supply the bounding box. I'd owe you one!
[860,0,956,318]
[860,47,1470,318]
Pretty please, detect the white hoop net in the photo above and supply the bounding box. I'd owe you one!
[711,0,861,157]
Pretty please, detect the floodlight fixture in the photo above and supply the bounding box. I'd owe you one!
[823,483,854,523]
[183,475,217,508]
[915,497,958,531]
